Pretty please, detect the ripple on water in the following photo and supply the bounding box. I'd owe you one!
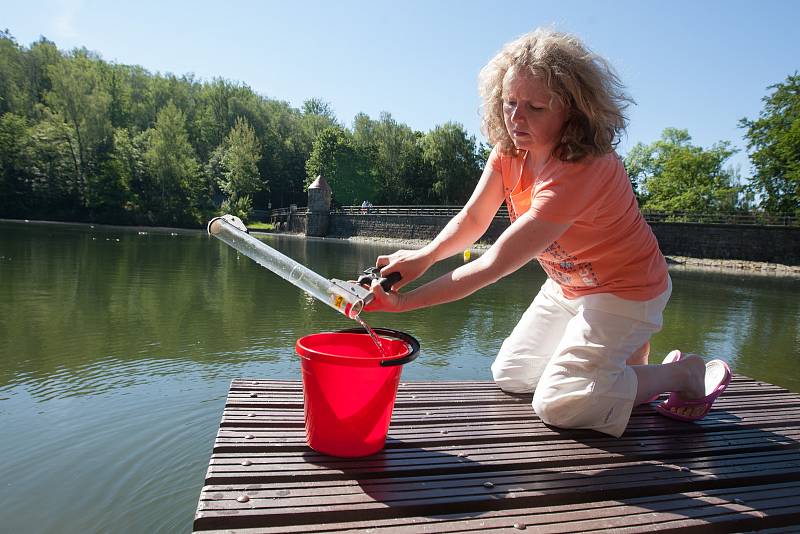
[1,376,224,534]
[7,356,198,402]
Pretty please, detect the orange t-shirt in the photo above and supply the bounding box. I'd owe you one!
[489,148,668,300]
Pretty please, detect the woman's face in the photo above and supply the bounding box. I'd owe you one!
[502,67,568,156]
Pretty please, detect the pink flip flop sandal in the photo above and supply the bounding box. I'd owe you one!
[645,350,684,403]
[655,359,732,422]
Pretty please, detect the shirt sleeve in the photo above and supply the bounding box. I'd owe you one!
[529,156,612,224]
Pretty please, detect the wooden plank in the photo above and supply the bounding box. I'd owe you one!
[194,377,800,533]
[195,453,800,530]
[212,405,800,453]
[197,480,800,533]
[204,429,800,485]
[218,395,800,430]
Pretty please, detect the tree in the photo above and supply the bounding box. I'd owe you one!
[419,122,482,204]
[211,117,263,220]
[300,98,339,143]
[0,29,516,223]
[192,78,265,161]
[302,98,336,118]
[117,64,157,133]
[142,101,204,224]
[740,73,800,215]
[86,127,142,222]
[624,128,742,212]
[259,100,308,208]
[352,111,425,203]
[397,136,433,204]
[24,37,61,112]
[0,112,31,215]
[305,126,375,205]
[0,31,28,116]
[217,117,263,198]
[22,110,84,217]
[45,50,112,204]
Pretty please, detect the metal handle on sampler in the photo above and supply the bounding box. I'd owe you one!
[357,267,403,292]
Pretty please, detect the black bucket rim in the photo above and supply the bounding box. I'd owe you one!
[333,327,420,367]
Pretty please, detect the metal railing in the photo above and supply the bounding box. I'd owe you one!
[267,207,309,217]
[638,210,797,226]
[264,205,797,227]
[332,205,489,217]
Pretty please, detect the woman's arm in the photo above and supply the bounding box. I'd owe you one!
[368,211,569,312]
[377,162,506,289]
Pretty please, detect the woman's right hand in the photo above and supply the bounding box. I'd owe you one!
[376,249,434,291]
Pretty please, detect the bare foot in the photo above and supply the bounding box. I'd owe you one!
[676,354,706,400]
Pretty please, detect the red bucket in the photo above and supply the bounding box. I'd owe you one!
[295,327,420,457]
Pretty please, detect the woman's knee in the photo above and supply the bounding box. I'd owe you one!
[533,385,631,437]
[532,385,595,429]
[491,359,536,393]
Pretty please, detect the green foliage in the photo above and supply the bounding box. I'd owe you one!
[420,122,482,204]
[216,117,263,200]
[0,31,27,115]
[4,29,790,228]
[220,194,253,222]
[245,221,275,230]
[0,32,310,225]
[85,127,139,222]
[625,128,743,212]
[302,98,337,120]
[740,73,800,215]
[24,110,84,215]
[298,98,339,151]
[305,126,376,205]
[45,50,113,196]
[143,101,204,224]
[352,112,428,203]
[0,112,31,215]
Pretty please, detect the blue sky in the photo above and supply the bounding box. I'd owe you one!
[4,0,798,178]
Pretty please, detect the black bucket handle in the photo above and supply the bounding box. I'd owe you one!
[336,327,420,367]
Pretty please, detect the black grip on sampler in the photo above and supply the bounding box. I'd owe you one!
[379,271,402,291]
[357,267,402,291]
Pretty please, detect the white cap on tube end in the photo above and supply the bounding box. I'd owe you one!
[207,217,223,236]
[208,214,248,235]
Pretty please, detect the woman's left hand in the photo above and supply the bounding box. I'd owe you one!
[364,279,408,313]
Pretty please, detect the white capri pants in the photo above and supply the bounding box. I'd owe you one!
[491,277,672,437]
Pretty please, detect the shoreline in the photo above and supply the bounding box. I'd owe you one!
[663,255,800,276]
[342,235,800,278]
[3,219,797,277]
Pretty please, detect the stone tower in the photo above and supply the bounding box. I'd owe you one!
[306,175,331,237]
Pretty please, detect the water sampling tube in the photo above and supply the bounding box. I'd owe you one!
[208,215,368,319]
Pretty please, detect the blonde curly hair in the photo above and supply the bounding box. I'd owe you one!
[478,27,634,161]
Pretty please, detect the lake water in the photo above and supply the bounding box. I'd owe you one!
[1,220,798,533]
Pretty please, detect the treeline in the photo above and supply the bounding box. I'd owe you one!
[0,31,484,226]
[0,31,797,227]
[625,73,798,217]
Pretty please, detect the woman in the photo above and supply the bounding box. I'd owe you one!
[365,28,730,437]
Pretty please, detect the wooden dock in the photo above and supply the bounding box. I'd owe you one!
[194,377,800,533]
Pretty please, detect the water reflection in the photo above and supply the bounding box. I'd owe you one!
[1,221,799,396]
[659,269,799,390]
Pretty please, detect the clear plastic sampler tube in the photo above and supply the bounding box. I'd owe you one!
[208,215,364,318]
